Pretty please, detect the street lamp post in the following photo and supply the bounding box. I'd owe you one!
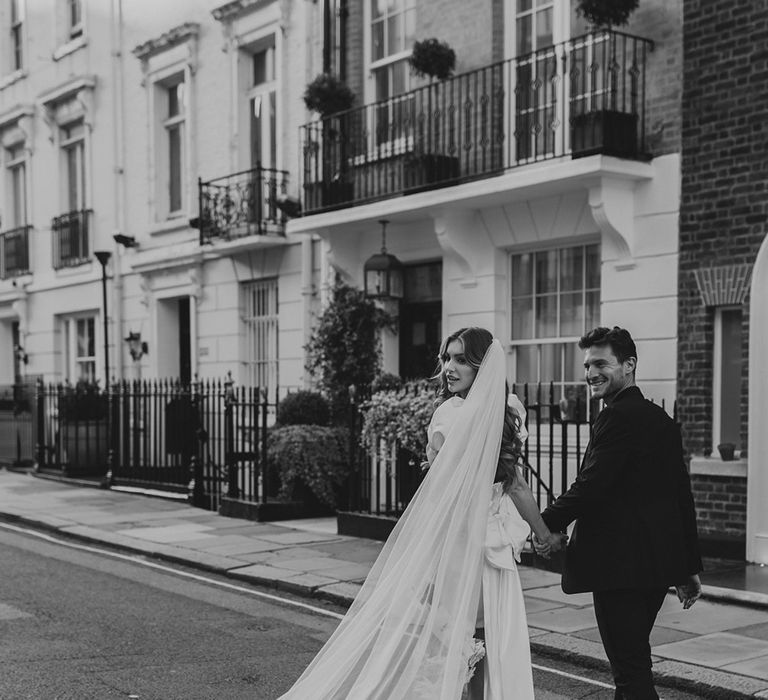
[94,251,112,386]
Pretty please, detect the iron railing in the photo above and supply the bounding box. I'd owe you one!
[0,379,36,467]
[35,378,277,512]
[0,225,31,278]
[198,166,289,245]
[301,30,654,214]
[52,209,91,269]
[347,382,676,518]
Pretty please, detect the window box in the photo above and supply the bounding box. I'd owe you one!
[570,109,638,159]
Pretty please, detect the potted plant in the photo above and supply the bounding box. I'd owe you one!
[405,39,461,188]
[570,0,641,159]
[58,379,109,476]
[408,38,456,81]
[303,73,355,117]
[717,442,736,461]
[303,73,356,209]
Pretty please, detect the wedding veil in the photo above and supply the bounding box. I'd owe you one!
[279,339,507,699]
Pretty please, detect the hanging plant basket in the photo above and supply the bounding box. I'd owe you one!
[408,38,456,81]
[303,73,355,117]
[576,0,639,28]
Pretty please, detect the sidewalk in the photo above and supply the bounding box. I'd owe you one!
[1,469,767,699]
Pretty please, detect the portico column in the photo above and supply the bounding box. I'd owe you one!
[747,232,768,564]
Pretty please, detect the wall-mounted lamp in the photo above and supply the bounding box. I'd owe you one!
[124,331,148,362]
[363,219,404,300]
[113,233,138,248]
[14,344,28,365]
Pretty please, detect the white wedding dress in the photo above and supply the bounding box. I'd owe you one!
[278,340,535,699]
[428,395,535,699]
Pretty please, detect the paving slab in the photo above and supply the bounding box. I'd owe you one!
[721,654,768,680]
[524,584,594,608]
[656,599,768,635]
[527,606,600,633]
[653,631,768,667]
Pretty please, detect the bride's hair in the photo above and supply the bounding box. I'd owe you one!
[434,327,525,487]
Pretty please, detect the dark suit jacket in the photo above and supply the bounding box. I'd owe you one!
[541,386,702,593]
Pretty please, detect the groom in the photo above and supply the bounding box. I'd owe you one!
[536,327,702,700]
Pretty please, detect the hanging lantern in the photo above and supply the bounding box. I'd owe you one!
[364,219,404,300]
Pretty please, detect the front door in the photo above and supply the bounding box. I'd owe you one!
[399,262,442,380]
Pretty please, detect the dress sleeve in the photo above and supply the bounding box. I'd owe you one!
[508,393,528,443]
[426,399,460,463]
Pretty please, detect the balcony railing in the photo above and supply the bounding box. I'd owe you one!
[0,224,31,278]
[52,209,91,269]
[198,165,289,245]
[300,30,654,215]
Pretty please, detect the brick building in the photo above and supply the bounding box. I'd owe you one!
[679,0,768,563]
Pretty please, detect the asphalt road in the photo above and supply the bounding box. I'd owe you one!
[0,524,709,699]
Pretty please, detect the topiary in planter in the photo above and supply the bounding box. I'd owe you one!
[576,0,639,29]
[408,38,456,81]
[276,390,330,427]
[303,73,355,117]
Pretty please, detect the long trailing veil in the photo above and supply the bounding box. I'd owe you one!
[279,339,507,699]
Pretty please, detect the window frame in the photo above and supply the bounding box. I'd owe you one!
[508,241,601,416]
[62,313,99,383]
[712,305,743,452]
[9,0,23,72]
[4,142,27,227]
[241,278,279,401]
[60,120,87,213]
[68,0,83,39]
[162,79,186,216]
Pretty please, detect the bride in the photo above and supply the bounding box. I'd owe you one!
[279,327,561,699]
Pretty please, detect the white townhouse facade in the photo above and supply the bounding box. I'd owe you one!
[0,0,681,414]
[0,0,324,398]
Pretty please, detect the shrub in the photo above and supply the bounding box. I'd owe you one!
[277,390,330,427]
[303,73,355,117]
[370,373,403,394]
[360,380,435,458]
[408,38,456,81]
[306,279,396,423]
[576,0,638,28]
[58,379,108,422]
[267,425,351,508]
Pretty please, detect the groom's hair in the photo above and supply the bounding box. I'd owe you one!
[579,326,638,365]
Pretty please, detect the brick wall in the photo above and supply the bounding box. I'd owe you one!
[678,0,768,456]
[690,474,747,540]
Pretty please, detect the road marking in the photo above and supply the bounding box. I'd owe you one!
[0,521,344,620]
[532,662,615,689]
[0,521,616,691]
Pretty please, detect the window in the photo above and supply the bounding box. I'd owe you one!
[509,243,600,416]
[368,0,416,149]
[242,279,278,399]
[68,0,82,39]
[713,307,742,452]
[9,0,23,72]
[61,121,86,212]
[248,39,276,170]
[5,143,26,227]
[63,315,97,382]
[160,79,186,216]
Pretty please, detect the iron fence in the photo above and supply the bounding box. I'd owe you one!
[301,29,654,214]
[346,382,676,518]
[35,378,276,512]
[198,165,289,245]
[0,379,36,467]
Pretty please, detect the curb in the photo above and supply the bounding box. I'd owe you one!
[2,511,767,698]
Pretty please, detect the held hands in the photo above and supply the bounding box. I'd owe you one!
[675,574,702,610]
[532,532,567,559]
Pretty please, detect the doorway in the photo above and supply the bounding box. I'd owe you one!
[399,262,442,380]
[156,296,192,382]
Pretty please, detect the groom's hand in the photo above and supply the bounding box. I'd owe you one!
[675,574,702,610]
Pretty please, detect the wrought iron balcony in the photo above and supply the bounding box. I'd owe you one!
[197,165,289,245]
[52,209,92,269]
[0,224,31,279]
[300,30,654,215]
